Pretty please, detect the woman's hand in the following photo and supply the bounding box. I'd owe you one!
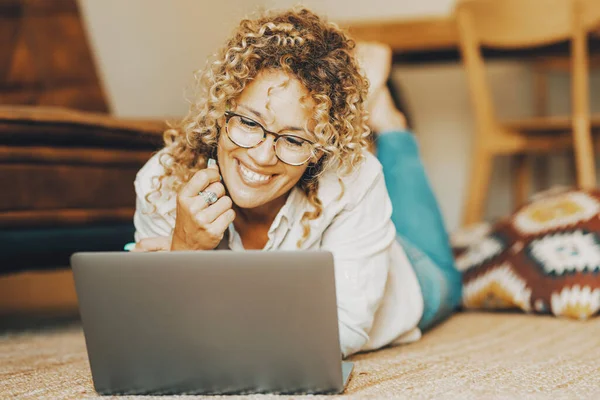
[170,163,236,251]
[131,236,171,252]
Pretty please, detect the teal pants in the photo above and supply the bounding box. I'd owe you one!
[376,131,462,330]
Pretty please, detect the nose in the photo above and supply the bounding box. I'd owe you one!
[246,134,278,166]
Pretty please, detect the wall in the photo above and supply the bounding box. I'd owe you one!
[78,0,457,118]
[78,0,597,232]
[270,0,456,19]
[79,0,260,117]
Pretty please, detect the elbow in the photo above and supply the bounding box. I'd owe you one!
[338,318,370,358]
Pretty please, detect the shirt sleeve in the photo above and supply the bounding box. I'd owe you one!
[133,152,175,242]
[320,172,397,358]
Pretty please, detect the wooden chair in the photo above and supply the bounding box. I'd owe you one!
[456,0,600,226]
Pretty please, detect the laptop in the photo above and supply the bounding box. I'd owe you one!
[71,250,353,395]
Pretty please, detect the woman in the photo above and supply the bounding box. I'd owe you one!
[133,7,462,357]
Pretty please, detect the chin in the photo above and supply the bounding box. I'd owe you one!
[224,175,273,209]
[228,190,268,209]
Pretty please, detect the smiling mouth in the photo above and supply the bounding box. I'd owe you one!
[236,159,273,185]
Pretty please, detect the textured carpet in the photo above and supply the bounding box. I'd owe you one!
[1,312,599,399]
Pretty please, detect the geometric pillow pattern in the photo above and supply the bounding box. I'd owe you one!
[456,189,600,320]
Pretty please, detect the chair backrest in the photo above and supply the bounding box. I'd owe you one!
[455,0,600,139]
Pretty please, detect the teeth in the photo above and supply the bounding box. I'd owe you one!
[239,162,271,183]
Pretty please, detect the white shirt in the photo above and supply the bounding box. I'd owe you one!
[134,150,424,357]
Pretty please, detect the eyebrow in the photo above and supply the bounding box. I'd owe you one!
[237,104,304,133]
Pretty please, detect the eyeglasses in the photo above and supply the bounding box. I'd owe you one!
[224,111,316,166]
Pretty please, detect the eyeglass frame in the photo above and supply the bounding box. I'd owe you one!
[223,111,317,166]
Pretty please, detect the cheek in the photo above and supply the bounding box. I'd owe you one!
[217,135,237,162]
[217,140,238,182]
[282,164,309,186]
[217,133,229,152]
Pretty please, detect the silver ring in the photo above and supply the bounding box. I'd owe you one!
[199,190,218,205]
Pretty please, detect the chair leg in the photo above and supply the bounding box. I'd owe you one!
[571,12,596,189]
[462,148,494,226]
[513,154,531,210]
[572,122,597,189]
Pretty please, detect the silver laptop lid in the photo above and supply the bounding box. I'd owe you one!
[71,250,344,395]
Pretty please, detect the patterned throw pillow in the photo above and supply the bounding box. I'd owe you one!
[456,189,600,320]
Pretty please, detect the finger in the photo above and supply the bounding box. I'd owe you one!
[203,181,226,198]
[207,158,219,170]
[132,237,170,252]
[190,181,227,214]
[180,168,221,198]
[207,158,222,181]
[136,236,170,251]
[130,244,144,252]
[207,208,236,237]
[196,195,233,224]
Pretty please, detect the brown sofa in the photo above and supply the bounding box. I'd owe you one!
[0,106,163,273]
[0,0,166,273]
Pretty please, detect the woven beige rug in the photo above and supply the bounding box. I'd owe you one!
[1,312,599,399]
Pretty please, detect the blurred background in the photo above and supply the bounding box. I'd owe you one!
[79,0,511,228]
[77,0,600,229]
[1,0,600,316]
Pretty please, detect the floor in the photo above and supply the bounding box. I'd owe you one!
[1,312,599,399]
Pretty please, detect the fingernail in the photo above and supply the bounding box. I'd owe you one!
[124,242,136,252]
[208,158,221,180]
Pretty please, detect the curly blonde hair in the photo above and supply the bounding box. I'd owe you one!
[149,6,370,246]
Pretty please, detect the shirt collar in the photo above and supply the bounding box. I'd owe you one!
[269,169,346,235]
[271,186,306,228]
[227,186,307,250]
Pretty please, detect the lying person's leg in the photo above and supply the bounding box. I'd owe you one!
[377,127,454,272]
[377,128,462,329]
[356,41,462,330]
